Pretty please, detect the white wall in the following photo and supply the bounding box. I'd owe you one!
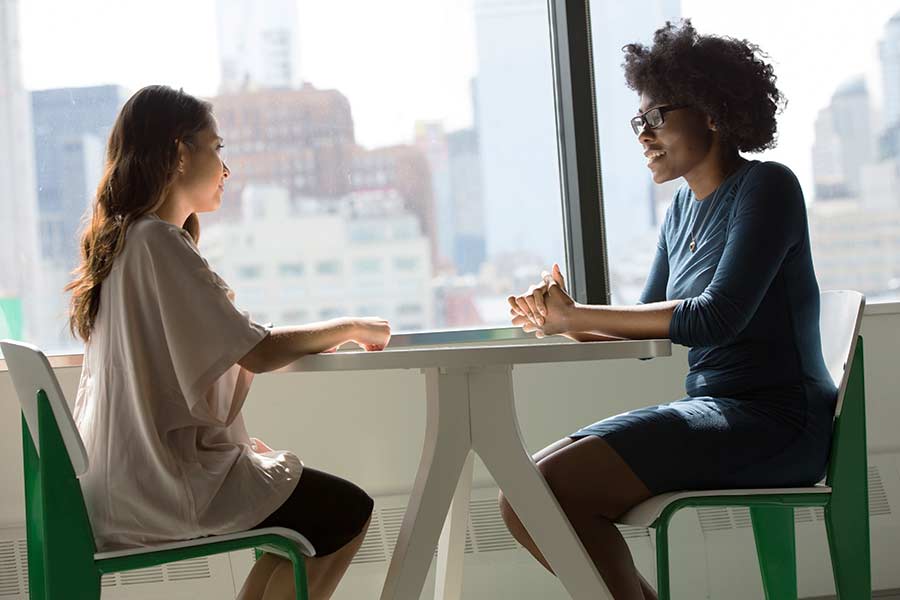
[1,305,898,599]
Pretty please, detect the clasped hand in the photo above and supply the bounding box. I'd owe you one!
[507,263,575,337]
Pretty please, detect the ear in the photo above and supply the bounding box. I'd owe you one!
[175,139,189,174]
[707,114,718,132]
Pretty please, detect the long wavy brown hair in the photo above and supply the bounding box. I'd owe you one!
[67,85,213,342]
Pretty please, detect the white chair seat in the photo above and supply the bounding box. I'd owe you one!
[618,485,832,527]
[94,526,316,561]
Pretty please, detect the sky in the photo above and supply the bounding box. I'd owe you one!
[17,0,900,199]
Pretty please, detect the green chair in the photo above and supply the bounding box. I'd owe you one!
[0,339,313,599]
[617,290,869,599]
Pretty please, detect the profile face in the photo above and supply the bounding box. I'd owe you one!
[636,92,714,185]
[180,119,230,213]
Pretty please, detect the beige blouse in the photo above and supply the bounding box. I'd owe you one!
[73,214,302,551]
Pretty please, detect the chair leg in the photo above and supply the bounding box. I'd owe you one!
[750,506,797,600]
[292,554,309,600]
[654,516,671,600]
[825,499,871,599]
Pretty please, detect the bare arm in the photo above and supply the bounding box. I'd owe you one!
[563,300,682,340]
[560,331,625,342]
[238,318,379,373]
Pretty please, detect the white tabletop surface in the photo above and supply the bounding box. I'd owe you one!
[279,338,671,372]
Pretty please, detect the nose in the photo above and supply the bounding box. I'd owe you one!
[638,123,655,146]
[223,162,230,179]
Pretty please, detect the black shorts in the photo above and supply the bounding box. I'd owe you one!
[251,467,374,557]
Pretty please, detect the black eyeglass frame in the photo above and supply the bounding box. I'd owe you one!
[630,104,690,136]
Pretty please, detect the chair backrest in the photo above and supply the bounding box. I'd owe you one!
[2,339,98,594]
[1,339,88,475]
[818,291,866,417]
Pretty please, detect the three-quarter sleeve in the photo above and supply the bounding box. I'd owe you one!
[669,163,803,347]
[136,223,269,426]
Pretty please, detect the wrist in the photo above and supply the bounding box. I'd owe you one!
[561,303,583,334]
[335,317,359,341]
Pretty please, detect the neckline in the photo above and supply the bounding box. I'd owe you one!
[692,159,753,203]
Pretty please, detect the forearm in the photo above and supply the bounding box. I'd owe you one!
[239,318,357,373]
[560,331,626,342]
[565,300,682,340]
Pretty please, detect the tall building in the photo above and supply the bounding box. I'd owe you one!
[0,0,40,343]
[414,121,453,265]
[211,85,357,221]
[31,86,127,270]
[880,11,900,130]
[473,0,562,264]
[812,77,874,199]
[216,0,301,93]
[447,127,486,275]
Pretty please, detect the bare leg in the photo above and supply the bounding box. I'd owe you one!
[499,437,656,600]
[237,552,283,600]
[259,516,372,600]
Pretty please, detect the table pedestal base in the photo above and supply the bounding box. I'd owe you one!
[379,365,612,600]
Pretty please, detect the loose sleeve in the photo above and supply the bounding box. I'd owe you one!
[669,163,803,347]
[137,223,269,426]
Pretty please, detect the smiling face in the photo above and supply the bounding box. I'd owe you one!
[177,119,230,214]
[637,92,716,185]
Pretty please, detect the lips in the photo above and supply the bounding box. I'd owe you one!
[644,148,667,166]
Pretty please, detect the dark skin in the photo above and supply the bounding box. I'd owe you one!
[500,93,747,600]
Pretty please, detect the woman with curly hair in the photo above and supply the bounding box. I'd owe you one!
[501,20,836,599]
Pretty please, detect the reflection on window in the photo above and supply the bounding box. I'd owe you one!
[393,257,419,271]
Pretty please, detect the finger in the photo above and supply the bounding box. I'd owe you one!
[511,313,537,328]
[552,263,566,288]
[508,295,524,316]
[514,295,533,321]
[533,288,547,318]
[523,294,541,324]
[534,329,546,339]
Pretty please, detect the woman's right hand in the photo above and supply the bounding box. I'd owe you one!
[349,317,392,351]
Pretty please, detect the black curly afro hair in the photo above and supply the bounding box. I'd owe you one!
[622,19,785,153]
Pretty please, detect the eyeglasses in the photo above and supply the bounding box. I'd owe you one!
[630,104,689,136]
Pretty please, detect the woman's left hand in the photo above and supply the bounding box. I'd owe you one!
[509,264,575,336]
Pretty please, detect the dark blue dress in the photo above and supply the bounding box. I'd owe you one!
[571,160,838,494]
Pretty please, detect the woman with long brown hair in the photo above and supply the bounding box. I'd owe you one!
[68,85,389,600]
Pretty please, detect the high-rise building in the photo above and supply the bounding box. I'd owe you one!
[447,127,485,275]
[0,0,41,344]
[211,85,357,221]
[811,77,874,199]
[880,11,900,130]
[216,0,301,93]
[31,86,127,270]
[473,0,562,264]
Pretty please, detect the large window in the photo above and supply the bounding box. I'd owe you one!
[592,0,900,305]
[1,0,569,354]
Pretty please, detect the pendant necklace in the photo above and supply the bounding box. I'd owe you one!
[689,184,723,254]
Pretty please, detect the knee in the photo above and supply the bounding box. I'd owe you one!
[498,491,523,534]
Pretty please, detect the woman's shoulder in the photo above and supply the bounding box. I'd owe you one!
[126,214,196,254]
[743,160,802,191]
